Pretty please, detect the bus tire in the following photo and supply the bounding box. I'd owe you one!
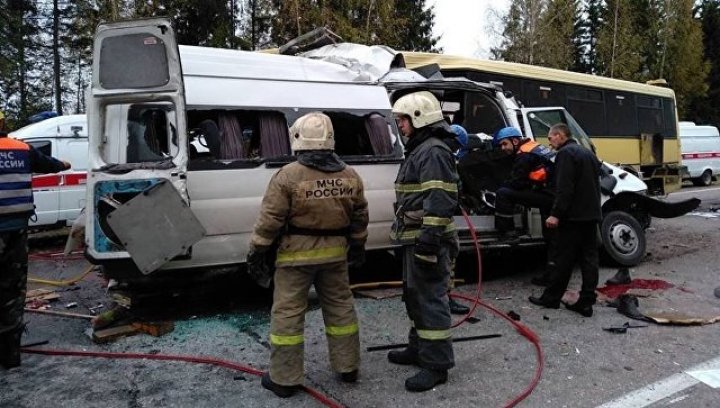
[600,211,646,266]
[692,170,712,187]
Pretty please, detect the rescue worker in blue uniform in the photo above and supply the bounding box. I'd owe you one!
[0,110,71,369]
[492,126,557,285]
[248,112,369,398]
[389,91,460,392]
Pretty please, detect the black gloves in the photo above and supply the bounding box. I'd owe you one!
[347,242,366,269]
[247,245,272,288]
[414,230,440,264]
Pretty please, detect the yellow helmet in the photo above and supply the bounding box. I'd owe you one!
[290,112,335,151]
[392,91,443,128]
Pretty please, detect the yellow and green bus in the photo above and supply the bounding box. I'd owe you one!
[403,53,683,195]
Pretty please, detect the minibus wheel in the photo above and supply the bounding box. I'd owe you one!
[692,170,713,187]
[600,211,646,266]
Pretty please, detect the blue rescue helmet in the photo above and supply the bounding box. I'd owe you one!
[493,126,523,146]
[450,124,468,147]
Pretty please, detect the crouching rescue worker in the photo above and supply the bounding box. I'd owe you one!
[492,126,557,285]
[1,110,71,369]
[389,91,460,392]
[247,112,369,398]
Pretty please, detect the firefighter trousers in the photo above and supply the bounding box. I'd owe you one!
[269,261,359,386]
[402,242,455,371]
[0,229,28,368]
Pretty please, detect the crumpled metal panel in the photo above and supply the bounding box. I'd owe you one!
[106,180,206,274]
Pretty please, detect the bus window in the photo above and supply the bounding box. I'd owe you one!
[637,95,664,136]
[566,87,606,136]
[607,92,639,137]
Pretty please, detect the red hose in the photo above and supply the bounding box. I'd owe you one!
[447,208,544,408]
[21,348,344,408]
[23,210,541,407]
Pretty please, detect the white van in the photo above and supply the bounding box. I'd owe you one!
[679,121,720,186]
[85,19,699,279]
[9,115,88,228]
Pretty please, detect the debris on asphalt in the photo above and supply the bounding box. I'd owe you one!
[132,321,175,337]
[494,296,512,300]
[507,310,521,321]
[65,302,78,309]
[92,324,140,343]
[24,308,94,320]
[602,322,648,334]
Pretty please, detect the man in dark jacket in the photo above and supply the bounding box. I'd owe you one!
[529,123,601,317]
[388,91,459,392]
[1,112,71,369]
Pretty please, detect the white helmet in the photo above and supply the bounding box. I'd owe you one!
[392,91,444,129]
[289,112,335,151]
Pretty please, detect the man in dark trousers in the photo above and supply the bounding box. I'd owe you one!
[389,91,459,392]
[529,123,601,317]
[492,126,557,285]
[1,111,71,369]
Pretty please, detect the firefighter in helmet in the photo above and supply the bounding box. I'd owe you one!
[389,91,460,392]
[247,112,369,398]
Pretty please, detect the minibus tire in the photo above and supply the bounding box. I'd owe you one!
[600,211,646,266]
[692,170,712,187]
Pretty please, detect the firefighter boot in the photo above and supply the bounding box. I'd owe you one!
[448,298,470,315]
[405,368,448,392]
[606,268,631,285]
[339,369,358,383]
[0,327,22,369]
[261,372,299,398]
[388,347,418,366]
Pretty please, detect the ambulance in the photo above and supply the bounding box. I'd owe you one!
[9,115,88,228]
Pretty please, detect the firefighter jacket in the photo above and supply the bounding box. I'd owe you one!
[504,139,556,190]
[250,154,369,267]
[550,138,602,222]
[391,125,459,247]
[0,137,66,231]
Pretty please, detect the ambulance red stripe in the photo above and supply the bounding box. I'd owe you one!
[682,152,720,159]
[32,172,87,188]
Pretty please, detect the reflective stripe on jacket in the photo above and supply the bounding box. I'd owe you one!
[517,140,555,184]
[0,138,33,220]
[391,131,459,245]
[250,161,369,267]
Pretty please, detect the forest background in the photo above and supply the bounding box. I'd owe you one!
[1,0,719,129]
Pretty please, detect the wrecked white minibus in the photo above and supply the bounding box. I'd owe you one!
[86,19,699,279]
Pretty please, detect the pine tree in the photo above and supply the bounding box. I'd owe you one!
[492,0,548,64]
[270,0,439,52]
[688,0,720,124]
[0,0,53,127]
[535,0,584,70]
[652,0,709,117]
[577,0,604,73]
[595,0,644,80]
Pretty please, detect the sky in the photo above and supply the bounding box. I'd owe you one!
[430,0,511,59]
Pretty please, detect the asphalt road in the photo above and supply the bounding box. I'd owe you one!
[2,184,719,408]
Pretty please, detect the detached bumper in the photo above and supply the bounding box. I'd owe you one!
[617,191,700,219]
